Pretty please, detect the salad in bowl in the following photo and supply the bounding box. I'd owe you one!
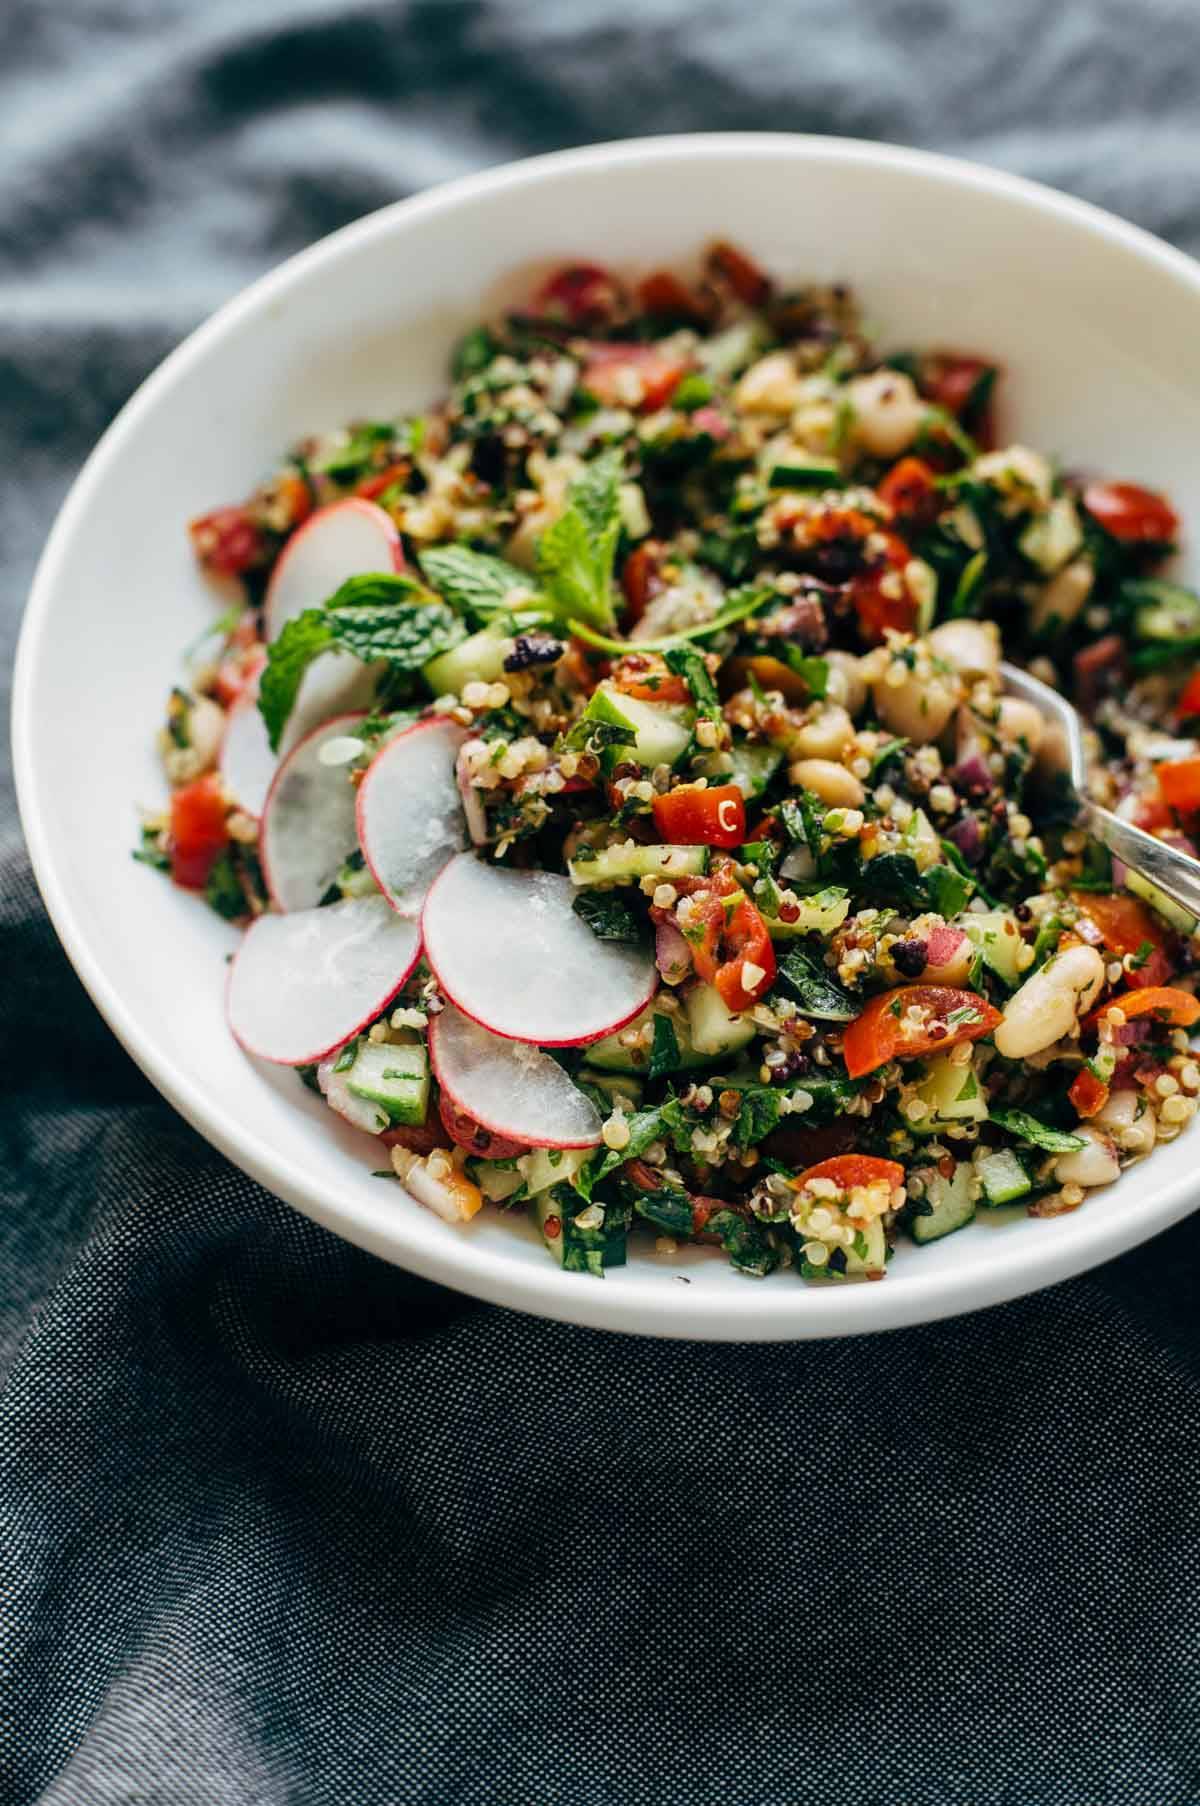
[137,241,1200,1284]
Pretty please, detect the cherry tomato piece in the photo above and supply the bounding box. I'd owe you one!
[841,985,1002,1080]
[355,462,410,501]
[533,262,623,325]
[1176,671,1200,722]
[793,1154,906,1194]
[849,529,920,644]
[706,240,770,306]
[168,773,230,890]
[1068,1068,1110,1120]
[620,541,667,628]
[652,785,746,849]
[636,270,710,323]
[438,1095,525,1161]
[1082,480,1179,545]
[877,456,941,526]
[1157,756,1200,814]
[611,650,689,705]
[1068,891,1174,989]
[581,342,688,411]
[689,873,776,1011]
[1083,986,1200,1034]
[188,505,268,578]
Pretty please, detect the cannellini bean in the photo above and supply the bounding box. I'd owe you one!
[871,664,958,745]
[1054,1125,1121,1188]
[735,350,803,415]
[824,649,868,718]
[994,696,1045,756]
[1094,1087,1157,1157]
[187,694,226,771]
[1030,557,1094,635]
[993,944,1105,1060]
[846,369,926,459]
[927,619,1000,680]
[790,703,854,762]
[788,759,864,808]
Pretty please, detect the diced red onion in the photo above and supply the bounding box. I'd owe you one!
[950,753,993,797]
[1112,1019,1153,1047]
[655,917,693,985]
[691,405,731,442]
[948,814,985,864]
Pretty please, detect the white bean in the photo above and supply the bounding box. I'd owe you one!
[824,650,868,718]
[788,759,864,808]
[993,944,1105,1060]
[994,697,1045,756]
[1054,1125,1121,1188]
[846,369,926,459]
[187,695,226,771]
[927,619,1000,680]
[735,351,802,415]
[1094,1087,1157,1157]
[1030,557,1093,635]
[790,703,854,762]
[872,665,957,745]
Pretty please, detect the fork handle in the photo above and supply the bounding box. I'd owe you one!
[1082,801,1200,926]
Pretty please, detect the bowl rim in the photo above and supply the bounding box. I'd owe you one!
[14,130,1200,1340]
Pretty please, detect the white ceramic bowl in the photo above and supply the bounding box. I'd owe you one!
[15,134,1200,1340]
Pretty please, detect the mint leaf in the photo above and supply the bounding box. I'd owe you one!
[535,450,622,630]
[663,645,720,720]
[327,576,465,668]
[571,890,647,945]
[418,545,536,620]
[774,946,856,1020]
[259,610,333,751]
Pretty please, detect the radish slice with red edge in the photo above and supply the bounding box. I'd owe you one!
[219,696,277,819]
[357,717,467,919]
[421,854,658,1046]
[429,1004,603,1149]
[263,497,404,639]
[260,711,367,912]
[264,498,404,754]
[227,894,419,1066]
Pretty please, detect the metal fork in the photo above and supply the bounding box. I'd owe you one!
[1000,660,1200,925]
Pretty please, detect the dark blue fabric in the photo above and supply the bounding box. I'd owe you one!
[4,4,1200,1800]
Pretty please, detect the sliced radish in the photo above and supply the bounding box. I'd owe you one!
[422,854,658,1046]
[264,497,404,639]
[429,1004,603,1148]
[260,711,366,912]
[219,695,277,819]
[356,717,467,919]
[265,498,404,755]
[438,1093,526,1161]
[227,894,419,1065]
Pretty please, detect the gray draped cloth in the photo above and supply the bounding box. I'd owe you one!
[3,3,1199,1801]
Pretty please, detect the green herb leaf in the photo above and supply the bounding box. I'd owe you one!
[204,848,247,921]
[567,584,771,655]
[780,791,824,863]
[572,889,647,945]
[701,1209,777,1277]
[632,1188,695,1236]
[948,548,988,618]
[577,1103,672,1199]
[855,852,928,910]
[258,609,335,750]
[782,651,829,698]
[536,450,622,631]
[731,1086,783,1148]
[989,1109,1086,1154]
[648,1014,684,1081]
[663,645,720,719]
[417,545,536,621]
[775,946,856,1020]
[924,862,973,918]
[452,326,500,380]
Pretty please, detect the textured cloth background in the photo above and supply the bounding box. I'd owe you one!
[4,3,1200,1801]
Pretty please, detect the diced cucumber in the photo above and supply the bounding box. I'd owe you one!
[761,885,850,939]
[471,1160,526,1204]
[423,623,510,695]
[698,320,764,379]
[911,1161,975,1243]
[1019,496,1083,574]
[727,741,785,799]
[518,1146,590,1197]
[583,684,694,769]
[344,1041,429,1127]
[1128,579,1200,643]
[843,1216,888,1273]
[533,1184,629,1276]
[686,982,758,1057]
[1125,866,1197,935]
[586,1000,715,1074]
[978,1147,1031,1206]
[766,458,842,489]
[963,909,1025,988]
[902,807,942,872]
[908,1051,988,1136]
[579,1069,644,1106]
[568,842,709,886]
